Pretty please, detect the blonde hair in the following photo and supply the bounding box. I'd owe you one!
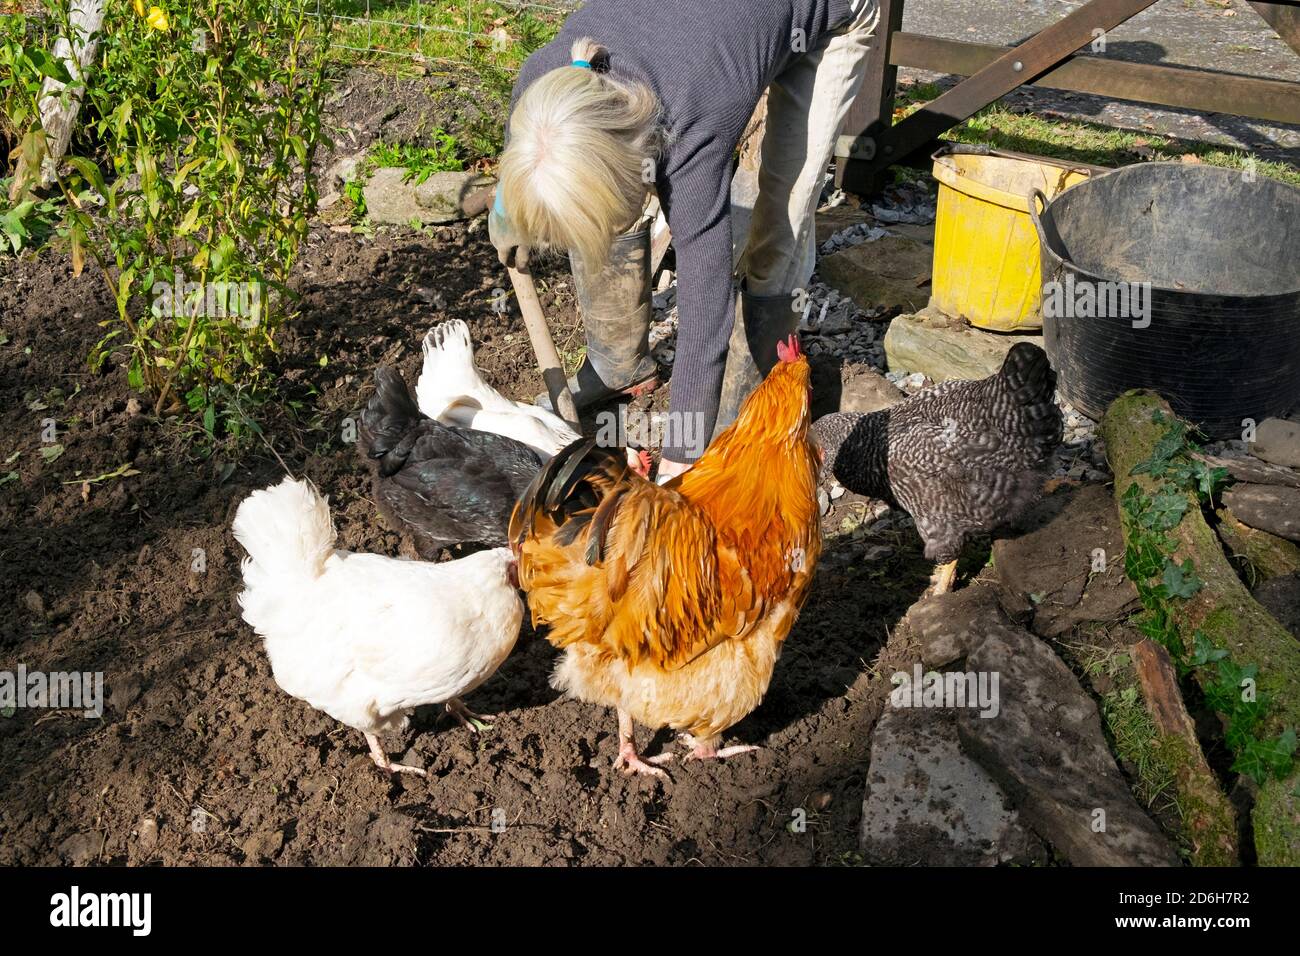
[500,38,662,267]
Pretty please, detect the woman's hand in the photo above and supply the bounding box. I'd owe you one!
[654,457,692,485]
[488,190,532,270]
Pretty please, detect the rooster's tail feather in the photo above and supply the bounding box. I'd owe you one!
[509,438,627,555]
[417,319,493,417]
[232,478,336,582]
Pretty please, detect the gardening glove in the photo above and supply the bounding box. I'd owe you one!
[488,189,531,271]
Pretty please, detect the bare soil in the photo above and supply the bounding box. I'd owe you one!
[0,216,940,866]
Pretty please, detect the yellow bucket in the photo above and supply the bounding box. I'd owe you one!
[930,147,1098,331]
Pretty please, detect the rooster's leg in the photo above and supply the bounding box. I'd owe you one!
[364,732,426,776]
[613,709,672,778]
[929,560,958,595]
[444,697,493,733]
[683,735,761,761]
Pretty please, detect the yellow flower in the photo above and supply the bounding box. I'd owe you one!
[132,0,144,15]
[145,5,169,31]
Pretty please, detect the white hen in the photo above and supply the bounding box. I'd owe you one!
[232,478,524,776]
[416,319,580,461]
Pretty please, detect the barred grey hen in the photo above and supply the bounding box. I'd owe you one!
[813,343,1063,593]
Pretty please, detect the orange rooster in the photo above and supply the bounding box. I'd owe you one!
[509,336,821,777]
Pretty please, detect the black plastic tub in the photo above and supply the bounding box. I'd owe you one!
[1029,162,1300,437]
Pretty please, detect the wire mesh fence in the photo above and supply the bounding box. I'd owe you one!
[320,0,577,71]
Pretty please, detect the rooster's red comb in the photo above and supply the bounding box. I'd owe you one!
[775,334,802,364]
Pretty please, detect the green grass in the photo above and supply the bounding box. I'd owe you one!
[321,4,555,160]
[898,81,1300,188]
[327,0,561,73]
[1076,643,1181,818]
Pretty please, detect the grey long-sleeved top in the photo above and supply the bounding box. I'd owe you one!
[511,0,853,462]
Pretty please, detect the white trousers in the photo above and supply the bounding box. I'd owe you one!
[738,0,882,297]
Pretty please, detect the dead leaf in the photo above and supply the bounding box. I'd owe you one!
[1041,476,1081,495]
[1180,153,1203,164]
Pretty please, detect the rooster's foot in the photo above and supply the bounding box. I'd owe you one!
[614,708,671,778]
[364,732,427,776]
[614,741,673,778]
[444,698,493,733]
[685,742,761,761]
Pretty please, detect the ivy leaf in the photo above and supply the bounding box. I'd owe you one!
[1141,488,1189,531]
[1231,730,1299,785]
[1190,631,1229,667]
[1130,422,1189,478]
[1194,462,1230,499]
[1161,557,1203,600]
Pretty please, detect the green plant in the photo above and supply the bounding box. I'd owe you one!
[0,176,61,252]
[342,176,365,215]
[1119,412,1297,786]
[370,131,462,183]
[4,0,333,426]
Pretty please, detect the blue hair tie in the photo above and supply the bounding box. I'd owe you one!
[571,59,592,69]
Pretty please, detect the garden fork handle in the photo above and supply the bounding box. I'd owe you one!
[507,265,581,429]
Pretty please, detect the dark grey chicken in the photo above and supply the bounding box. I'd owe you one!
[358,366,542,557]
[813,343,1063,593]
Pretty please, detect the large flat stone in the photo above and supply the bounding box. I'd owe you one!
[992,484,1140,638]
[860,706,1044,866]
[838,365,904,415]
[905,586,1004,668]
[818,235,933,314]
[1223,484,1300,542]
[888,587,1178,865]
[1252,418,1300,470]
[955,601,1180,866]
[883,308,1040,382]
[364,168,494,225]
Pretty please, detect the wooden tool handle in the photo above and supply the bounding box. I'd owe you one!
[507,266,581,429]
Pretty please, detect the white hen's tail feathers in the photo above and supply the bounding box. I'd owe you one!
[232,478,336,581]
[418,319,497,419]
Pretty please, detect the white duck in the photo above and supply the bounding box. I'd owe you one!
[233,478,524,775]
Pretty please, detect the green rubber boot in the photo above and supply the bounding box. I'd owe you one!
[711,284,800,440]
[535,224,660,412]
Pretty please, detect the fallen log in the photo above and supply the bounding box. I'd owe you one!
[1132,639,1239,866]
[1101,391,1300,866]
[1194,451,1300,490]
